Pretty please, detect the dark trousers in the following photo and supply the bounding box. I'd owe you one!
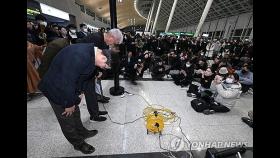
[96,79,104,97]
[241,83,252,93]
[49,100,88,146]
[126,69,137,81]
[83,80,99,118]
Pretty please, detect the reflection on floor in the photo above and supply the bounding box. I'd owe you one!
[27,80,253,158]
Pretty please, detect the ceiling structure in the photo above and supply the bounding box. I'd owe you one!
[136,0,253,31]
[76,0,252,30]
[75,0,146,28]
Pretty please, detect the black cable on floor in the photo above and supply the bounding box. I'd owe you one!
[101,102,144,125]
[124,90,151,106]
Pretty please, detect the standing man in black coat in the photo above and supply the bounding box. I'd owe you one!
[38,44,109,154]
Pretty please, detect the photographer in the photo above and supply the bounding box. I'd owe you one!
[193,58,208,81]
[199,67,215,92]
[236,63,253,93]
[138,51,152,77]
[151,59,165,81]
[171,59,194,87]
[210,73,242,107]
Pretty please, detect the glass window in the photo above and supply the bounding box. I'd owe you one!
[215,31,221,37]
[86,8,95,18]
[234,29,243,36]
[246,28,252,36]
[230,30,234,37]
[220,31,224,38]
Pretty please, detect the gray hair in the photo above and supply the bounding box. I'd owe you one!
[108,28,123,44]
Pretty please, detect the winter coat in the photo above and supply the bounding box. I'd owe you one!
[27,41,43,93]
[210,81,242,107]
[38,43,96,108]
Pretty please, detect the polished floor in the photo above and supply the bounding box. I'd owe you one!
[27,78,253,158]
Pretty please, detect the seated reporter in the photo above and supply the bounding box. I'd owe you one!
[151,60,165,81]
[210,73,242,107]
[124,51,138,85]
[236,63,253,93]
[199,67,215,94]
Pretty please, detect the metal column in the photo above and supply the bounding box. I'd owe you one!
[149,20,154,32]
[109,0,117,28]
[145,0,156,32]
[151,0,163,35]
[194,0,214,37]
[109,0,124,96]
[165,0,178,32]
[249,28,253,40]
[144,9,151,31]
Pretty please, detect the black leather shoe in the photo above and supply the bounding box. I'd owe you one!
[74,142,95,154]
[90,116,107,122]
[83,130,98,139]
[103,96,110,101]
[98,111,108,115]
[242,117,253,128]
[97,98,109,103]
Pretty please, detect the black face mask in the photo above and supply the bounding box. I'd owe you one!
[241,69,247,74]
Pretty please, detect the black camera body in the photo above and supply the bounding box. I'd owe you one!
[205,145,246,158]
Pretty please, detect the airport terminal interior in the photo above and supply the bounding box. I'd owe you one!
[27,0,253,157]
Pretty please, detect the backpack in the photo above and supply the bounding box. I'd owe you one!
[191,98,209,112]
[209,100,230,112]
[187,83,199,95]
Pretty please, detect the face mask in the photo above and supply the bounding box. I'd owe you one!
[40,21,47,27]
[70,29,76,33]
[241,69,247,74]
[69,30,77,39]
[225,78,234,84]
[205,70,212,76]
[83,28,88,32]
[186,63,191,67]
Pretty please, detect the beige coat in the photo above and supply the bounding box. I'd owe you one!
[27,41,43,93]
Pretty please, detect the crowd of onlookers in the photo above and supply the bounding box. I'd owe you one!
[119,31,253,127]
[120,31,253,90]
